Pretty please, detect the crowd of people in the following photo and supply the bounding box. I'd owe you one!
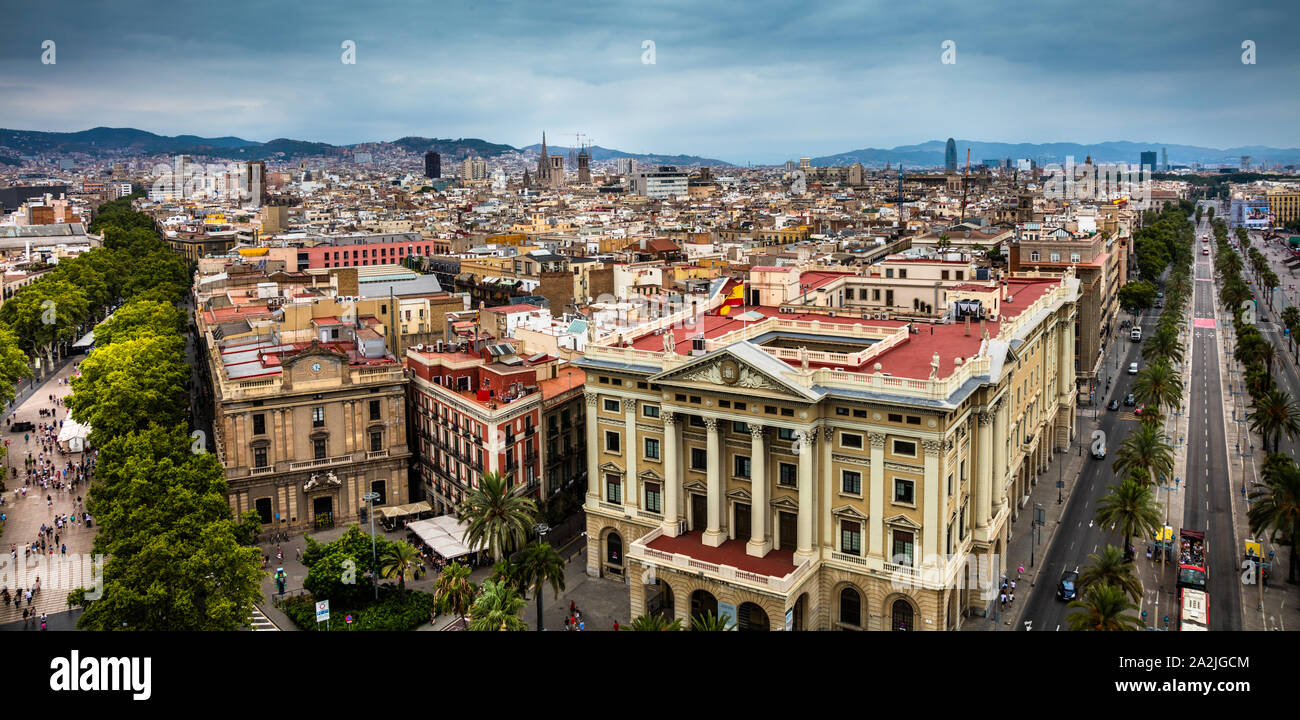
[0,363,95,629]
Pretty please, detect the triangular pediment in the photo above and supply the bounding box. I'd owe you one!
[726,487,752,501]
[770,495,799,511]
[598,461,624,475]
[883,513,922,530]
[648,342,820,402]
[831,505,869,521]
[637,468,662,482]
[683,480,707,493]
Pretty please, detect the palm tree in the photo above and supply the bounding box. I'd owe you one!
[1111,423,1174,488]
[460,471,538,562]
[513,541,566,632]
[1095,478,1162,561]
[1132,360,1183,415]
[1247,388,1300,453]
[1077,545,1143,603]
[433,561,476,628]
[378,541,420,592]
[1142,326,1184,366]
[1066,584,1144,631]
[690,610,732,631]
[625,614,684,631]
[1281,306,1300,360]
[467,579,528,631]
[1248,455,1300,584]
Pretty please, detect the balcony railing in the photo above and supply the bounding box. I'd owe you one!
[288,455,350,471]
[249,466,275,476]
[366,449,390,460]
[629,526,814,595]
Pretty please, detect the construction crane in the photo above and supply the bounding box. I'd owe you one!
[959,148,972,223]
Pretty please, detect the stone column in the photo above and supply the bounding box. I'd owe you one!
[992,400,1007,514]
[976,410,993,529]
[868,432,886,557]
[623,398,639,510]
[922,439,942,569]
[662,411,680,537]
[795,428,816,562]
[584,392,599,508]
[821,426,833,548]
[746,424,769,557]
[701,418,724,547]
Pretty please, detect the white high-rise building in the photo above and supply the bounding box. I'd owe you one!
[630,166,688,199]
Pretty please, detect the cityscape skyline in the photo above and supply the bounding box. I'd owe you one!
[1,0,1297,164]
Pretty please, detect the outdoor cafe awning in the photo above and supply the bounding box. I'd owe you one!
[377,501,433,520]
[407,515,480,559]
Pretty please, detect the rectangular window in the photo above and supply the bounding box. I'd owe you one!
[606,475,622,504]
[777,428,795,441]
[312,406,325,428]
[841,521,862,556]
[644,482,662,514]
[313,438,326,459]
[840,432,863,449]
[778,462,797,487]
[605,431,620,453]
[603,398,619,413]
[780,408,794,417]
[253,446,267,468]
[690,447,708,470]
[369,400,381,420]
[689,415,705,427]
[732,421,749,434]
[894,478,915,505]
[644,438,660,460]
[836,407,849,416]
[370,431,383,452]
[252,413,266,435]
[892,530,915,566]
[888,413,903,423]
[906,415,921,425]
[893,439,917,457]
[842,470,862,495]
[642,404,660,419]
[733,455,750,478]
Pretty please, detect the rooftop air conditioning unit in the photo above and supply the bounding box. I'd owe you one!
[416,344,425,351]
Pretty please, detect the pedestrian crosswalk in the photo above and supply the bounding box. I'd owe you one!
[249,605,279,631]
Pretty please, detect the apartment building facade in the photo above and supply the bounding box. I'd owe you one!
[576,273,1079,630]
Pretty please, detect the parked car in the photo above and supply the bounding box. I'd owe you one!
[1128,362,1139,375]
[1108,398,1121,411]
[1124,393,1136,406]
[1058,570,1080,601]
[1135,404,1146,416]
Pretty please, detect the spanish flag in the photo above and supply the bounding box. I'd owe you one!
[718,281,745,315]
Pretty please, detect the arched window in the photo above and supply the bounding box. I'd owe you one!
[840,587,861,627]
[892,599,915,631]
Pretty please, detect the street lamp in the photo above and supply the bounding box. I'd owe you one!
[363,491,380,600]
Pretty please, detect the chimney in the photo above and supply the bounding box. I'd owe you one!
[964,316,971,336]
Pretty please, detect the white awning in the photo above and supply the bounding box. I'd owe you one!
[407,515,480,559]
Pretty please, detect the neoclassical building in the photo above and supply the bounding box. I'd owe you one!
[576,272,1079,630]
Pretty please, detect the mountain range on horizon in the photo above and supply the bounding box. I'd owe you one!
[3,127,1300,170]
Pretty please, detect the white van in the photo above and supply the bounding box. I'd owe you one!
[1128,362,1139,375]
[1130,326,1142,341]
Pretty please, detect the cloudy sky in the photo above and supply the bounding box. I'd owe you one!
[1,0,1297,164]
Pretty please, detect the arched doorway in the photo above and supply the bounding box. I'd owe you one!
[892,598,915,631]
[646,579,675,620]
[737,602,769,631]
[839,587,862,629]
[690,590,718,625]
[790,593,808,631]
[604,532,623,578]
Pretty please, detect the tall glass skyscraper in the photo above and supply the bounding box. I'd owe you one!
[945,138,957,172]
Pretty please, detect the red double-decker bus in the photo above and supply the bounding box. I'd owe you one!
[1176,529,1208,631]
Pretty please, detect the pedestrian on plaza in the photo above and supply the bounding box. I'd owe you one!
[1017,565,1024,580]
[999,592,1007,609]
[569,600,575,615]
[613,620,619,631]
[22,608,28,627]
[1009,591,1015,605]
[1009,580,1016,594]
[579,619,585,631]
[296,547,302,562]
